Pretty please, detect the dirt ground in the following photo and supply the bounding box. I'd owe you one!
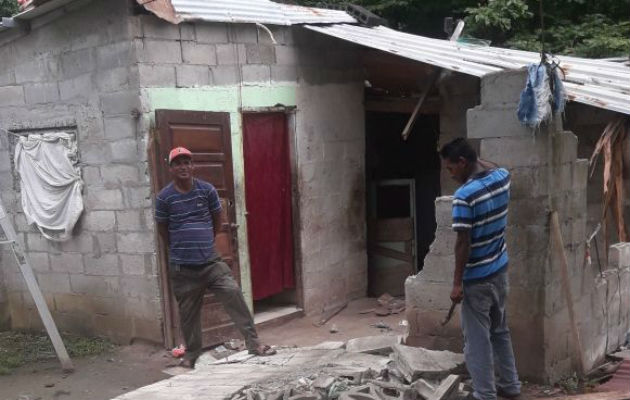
[0,298,593,400]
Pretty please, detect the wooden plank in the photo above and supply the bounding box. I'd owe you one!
[550,211,585,377]
[0,203,73,371]
[365,96,440,114]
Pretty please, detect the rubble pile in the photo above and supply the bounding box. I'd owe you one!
[223,339,470,400]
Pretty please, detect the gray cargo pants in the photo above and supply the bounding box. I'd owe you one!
[170,259,260,362]
[462,270,521,400]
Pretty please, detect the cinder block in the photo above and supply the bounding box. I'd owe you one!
[573,159,588,191]
[27,252,50,272]
[24,82,59,104]
[116,210,142,232]
[480,136,548,168]
[70,274,119,296]
[124,297,161,319]
[124,186,152,208]
[37,273,71,294]
[96,41,133,70]
[609,243,630,269]
[109,139,139,162]
[140,15,180,40]
[241,65,270,84]
[140,39,182,64]
[132,317,162,342]
[421,254,455,282]
[216,44,239,65]
[271,65,298,82]
[50,253,84,273]
[101,165,139,186]
[59,73,93,102]
[83,211,116,231]
[229,24,258,44]
[94,232,117,254]
[61,48,96,78]
[86,189,124,210]
[59,234,94,253]
[176,64,210,87]
[104,116,136,141]
[196,23,229,44]
[181,42,217,65]
[119,275,159,298]
[210,65,240,86]
[26,233,51,252]
[404,277,452,311]
[245,44,275,64]
[467,105,532,139]
[138,64,176,87]
[84,254,119,276]
[96,67,131,92]
[116,232,154,253]
[120,254,145,275]
[180,23,195,41]
[100,91,140,116]
[480,69,527,107]
[15,57,60,84]
[0,71,15,86]
[80,141,111,165]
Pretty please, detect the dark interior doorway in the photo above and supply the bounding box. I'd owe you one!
[365,112,441,297]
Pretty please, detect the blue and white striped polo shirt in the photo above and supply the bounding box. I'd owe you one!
[155,179,222,265]
[452,168,510,281]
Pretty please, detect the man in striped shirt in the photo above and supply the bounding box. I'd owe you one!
[440,138,521,400]
[155,147,275,368]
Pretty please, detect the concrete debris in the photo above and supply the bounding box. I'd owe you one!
[370,294,405,316]
[330,324,339,333]
[224,344,468,400]
[370,321,392,331]
[194,351,218,368]
[312,341,346,350]
[345,335,402,356]
[392,344,466,382]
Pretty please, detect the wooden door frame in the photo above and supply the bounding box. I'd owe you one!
[150,109,238,348]
[241,109,304,310]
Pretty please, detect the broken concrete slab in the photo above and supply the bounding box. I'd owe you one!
[392,344,465,382]
[210,349,255,365]
[346,335,402,356]
[430,375,461,400]
[194,351,218,368]
[312,341,346,350]
[330,351,392,372]
[413,379,437,400]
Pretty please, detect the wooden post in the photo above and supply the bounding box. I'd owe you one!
[550,211,585,377]
[0,202,74,372]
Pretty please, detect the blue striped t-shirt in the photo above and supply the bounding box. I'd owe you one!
[452,168,510,281]
[155,179,222,265]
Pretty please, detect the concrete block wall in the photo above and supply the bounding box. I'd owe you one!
[133,16,366,314]
[405,69,624,383]
[0,0,162,343]
[437,72,480,196]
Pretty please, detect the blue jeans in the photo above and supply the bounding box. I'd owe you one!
[462,270,521,400]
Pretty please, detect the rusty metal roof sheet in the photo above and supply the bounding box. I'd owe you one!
[170,0,356,25]
[306,24,630,115]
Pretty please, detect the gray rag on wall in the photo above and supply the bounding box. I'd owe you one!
[14,132,84,242]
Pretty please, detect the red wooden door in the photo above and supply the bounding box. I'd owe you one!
[243,113,295,300]
[156,110,240,347]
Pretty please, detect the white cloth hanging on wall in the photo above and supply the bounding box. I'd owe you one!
[14,132,84,242]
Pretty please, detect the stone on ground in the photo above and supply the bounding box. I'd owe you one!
[312,341,346,350]
[430,375,461,400]
[194,351,218,368]
[346,335,402,355]
[392,344,465,382]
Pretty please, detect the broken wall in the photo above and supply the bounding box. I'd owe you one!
[134,17,366,314]
[0,0,161,343]
[407,69,628,383]
[564,103,630,268]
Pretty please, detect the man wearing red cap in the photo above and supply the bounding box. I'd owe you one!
[155,147,275,368]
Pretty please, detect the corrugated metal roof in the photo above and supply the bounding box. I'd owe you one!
[306,24,630,115]
[171,0,356,25]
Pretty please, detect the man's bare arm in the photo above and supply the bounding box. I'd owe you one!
[451,230,471,303]
[211,211,225,235]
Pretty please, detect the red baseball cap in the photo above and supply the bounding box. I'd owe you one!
[168,147,192,164]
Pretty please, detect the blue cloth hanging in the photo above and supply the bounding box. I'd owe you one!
[517,63,566,128]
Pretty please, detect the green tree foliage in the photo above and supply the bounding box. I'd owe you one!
[0,0,18,17]
[296,0,630,57]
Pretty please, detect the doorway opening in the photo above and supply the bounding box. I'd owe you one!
[365,112,441,297]
[242,112,301,324]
